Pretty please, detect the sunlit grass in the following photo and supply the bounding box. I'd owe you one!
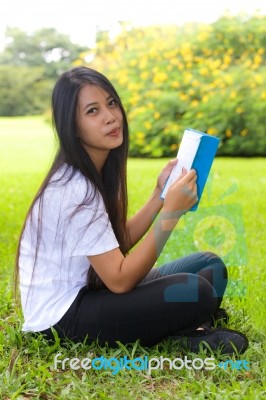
[0,116,265,399]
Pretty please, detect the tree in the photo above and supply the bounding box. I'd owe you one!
[0,66,53,116]
[83,17,266,156]
[0,27,88,115]
[0,27,87,78]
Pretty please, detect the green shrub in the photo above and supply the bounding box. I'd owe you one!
[80,16,266,157]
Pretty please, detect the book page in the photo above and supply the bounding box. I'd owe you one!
[161,130,201,198]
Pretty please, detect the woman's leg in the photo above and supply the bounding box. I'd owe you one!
[45,272,218,347]
[142,252,228,309]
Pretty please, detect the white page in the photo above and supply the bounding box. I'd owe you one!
[161,130,201,198]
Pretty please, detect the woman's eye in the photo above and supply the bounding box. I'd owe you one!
[109,99,118,107]
[87,107,97,114]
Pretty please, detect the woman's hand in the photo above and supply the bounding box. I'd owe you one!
[163,168,198,216]
[156,159,178,192]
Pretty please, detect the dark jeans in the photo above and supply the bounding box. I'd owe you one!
[41,251,227,347]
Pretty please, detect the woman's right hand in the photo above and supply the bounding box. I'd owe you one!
[163,168,198,215]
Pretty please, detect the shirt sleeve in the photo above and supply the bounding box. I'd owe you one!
[62,175,119,257]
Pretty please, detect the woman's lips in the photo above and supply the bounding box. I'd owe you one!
[107,128,120,137]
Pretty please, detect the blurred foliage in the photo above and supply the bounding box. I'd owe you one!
[0,27,86,78]
[76,16,266,157]
[0,27,86,116]
[1,17,266,156]
[0,66,53,116]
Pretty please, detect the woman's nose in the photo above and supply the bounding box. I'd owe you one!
[104,108,116,124]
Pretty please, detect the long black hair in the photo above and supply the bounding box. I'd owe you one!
[15,66,130,293]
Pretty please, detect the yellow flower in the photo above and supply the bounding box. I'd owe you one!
[236,107,245,114]
[223,54,231,65]
[230,91,237,99]
[72,59,83,66]
[118,71,128,85]
[153,71,168,84]
[140,71,149,80]
[139,58,147,69]
[192,80,200,87]
[171,81,180,88]
[207,128,218,135]
[261,91,266,100]
[191,100,199,107]
[129,95,140,106]
[170,144,178,151]
[134,106,146,115]
[209,59,221,71]
[199,67,208,76]
[184,72,193,83]
[136,131,145,139]
[244,59,252,68]
[203,48,211,56]
[225,129,232,138]
[255,74,263,85]
[147,102,155,109]
[129,59,138,67]
[144,121,152,130]
[154,112,161,119]
[170,58,179,66]
[224,75,233,85]
[179,93,188,101]
[128,82,139,91]
[198,31,209,42]
[240,129,248,137]
[136,132,145,145]
[254,54,262,66]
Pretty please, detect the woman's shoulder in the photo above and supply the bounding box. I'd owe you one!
[47,163,97,204]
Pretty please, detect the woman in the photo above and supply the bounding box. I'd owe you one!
[16,67,248,354]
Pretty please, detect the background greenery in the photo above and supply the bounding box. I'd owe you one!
[0,116,265,399]
[84,16,266,157]
[0,27,86,116]
[1,12,266,398]
[1,15,266,156]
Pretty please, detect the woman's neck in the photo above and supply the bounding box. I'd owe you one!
[86,149,109,173]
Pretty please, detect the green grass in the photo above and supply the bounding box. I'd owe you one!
[0,116,265,399]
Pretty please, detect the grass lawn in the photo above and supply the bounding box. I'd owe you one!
[0,116,265,399]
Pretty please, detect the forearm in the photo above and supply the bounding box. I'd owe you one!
[116,209,181,292]
[88,169,197,294]
[126,187,163,247]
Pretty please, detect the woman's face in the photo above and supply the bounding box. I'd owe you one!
[76,84,124,165]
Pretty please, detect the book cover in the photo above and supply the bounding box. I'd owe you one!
[161,128,220,211]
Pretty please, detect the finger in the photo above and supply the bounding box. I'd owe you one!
[180,168,197,183]
[169,158,178,166]
[163,159,177,174]
[177,167,187,181]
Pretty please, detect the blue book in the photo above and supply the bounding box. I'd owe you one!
[161,128,220,211]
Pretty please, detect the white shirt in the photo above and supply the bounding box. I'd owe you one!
[19,164,119,332]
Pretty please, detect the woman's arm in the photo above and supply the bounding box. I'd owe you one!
[126,159,177,248]
[88,168,197,294]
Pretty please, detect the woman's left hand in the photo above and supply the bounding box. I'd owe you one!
[156,159,177,192]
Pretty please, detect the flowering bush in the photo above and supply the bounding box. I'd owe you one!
[77,16,266,157]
